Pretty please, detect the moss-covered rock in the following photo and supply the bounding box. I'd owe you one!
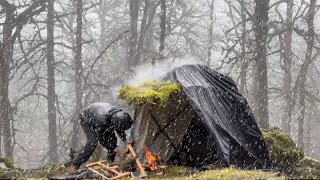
[261,128,320,178]
[290,157,320,179]
[262,128,304,172]
[118,81,182,107]
[0,157,15,169]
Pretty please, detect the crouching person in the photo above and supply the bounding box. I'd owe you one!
[66,102,133,172]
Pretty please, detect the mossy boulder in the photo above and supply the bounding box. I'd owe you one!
[291,157,320,179]
[118,81,182,107]
[262,128,304,172]
[0,157,15,169]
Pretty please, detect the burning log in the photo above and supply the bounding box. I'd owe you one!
[143,144,161,171]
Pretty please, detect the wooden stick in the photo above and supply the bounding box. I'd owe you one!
[86,160,130,179]
[108,172,131,180]
[87,167,109,179]
[97,162,120,175]
[127,144,146,175]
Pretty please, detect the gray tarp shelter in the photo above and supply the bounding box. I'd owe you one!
[132,64,270,169]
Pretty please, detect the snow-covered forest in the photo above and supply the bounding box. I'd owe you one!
[0,0,320,169]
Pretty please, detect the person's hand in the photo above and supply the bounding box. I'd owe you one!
[125,139,135,145]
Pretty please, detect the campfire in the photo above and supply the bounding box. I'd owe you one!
[143,144,161,171]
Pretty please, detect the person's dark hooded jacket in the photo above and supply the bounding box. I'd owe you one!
[71,102,133,168]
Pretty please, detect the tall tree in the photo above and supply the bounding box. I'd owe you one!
[159,0,166,58]
[207,0,214,67]
[47,0,58,164]
[0,0,46,158]
[128,0,140,69]
[253,0,270,129]
[0,2,15,158]
[136,0,149,64]
[71,0,83,150]
[281,0,294,135]
[239,0,248,94]
[297,0,317,149]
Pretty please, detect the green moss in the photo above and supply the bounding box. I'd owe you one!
[0,157,15,169]
[17,178,48,180]
[290,157,320,179]
[118,81,182,107]
[301,157,320,169]
[163,166,189,176]
[262,128,304,171]
[48,164,66,171]
[193,168,284,180]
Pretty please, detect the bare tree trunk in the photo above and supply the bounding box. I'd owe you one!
[281,0,293,135]
[0,2,15,159]
[99,1,106,50]
[0,103,2,157]
[128,0,140,69]
[297,0,316,149]
[253,0,270,129]
[47,0,58,164]
[136,0,149,64]
[207,0,214,67]
[0,42,1,156]
[145,1,159,53]
[297,66,307,149]
[239,0,247,94]
[71,0,83,150]
[158,0,166,59]
[0,0,46,159]
[304,101,312,155]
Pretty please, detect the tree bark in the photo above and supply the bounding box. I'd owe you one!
[71,0,83,150]
[0,0,46,159]
[128,0,140,69]
[239,0,247,94]
[304,101,312,155]
[253,0,270,129]
[145,1,159,53]
[99,0,106,50]
[207,0,214,67]
[136,0,149,64]
[158,0,166,59]
[297,0,316,149]
[0,2,15,159]
[281,0,294,135]
[47,0,58,164]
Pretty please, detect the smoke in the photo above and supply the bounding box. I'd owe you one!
[110,56,203,100]
[128,56,203,85]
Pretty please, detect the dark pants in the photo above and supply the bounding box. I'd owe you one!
[72,117,117,168]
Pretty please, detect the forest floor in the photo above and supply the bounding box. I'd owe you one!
[0,165,285,180]
[1,128,319,179]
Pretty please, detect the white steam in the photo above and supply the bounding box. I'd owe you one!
[111,56,203,99]
[128,56,203,85]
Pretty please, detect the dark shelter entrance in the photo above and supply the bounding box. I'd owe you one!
[170,115,218,167]
[131,64,270,169]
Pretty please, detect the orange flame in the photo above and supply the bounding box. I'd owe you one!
[143,144,161,171]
